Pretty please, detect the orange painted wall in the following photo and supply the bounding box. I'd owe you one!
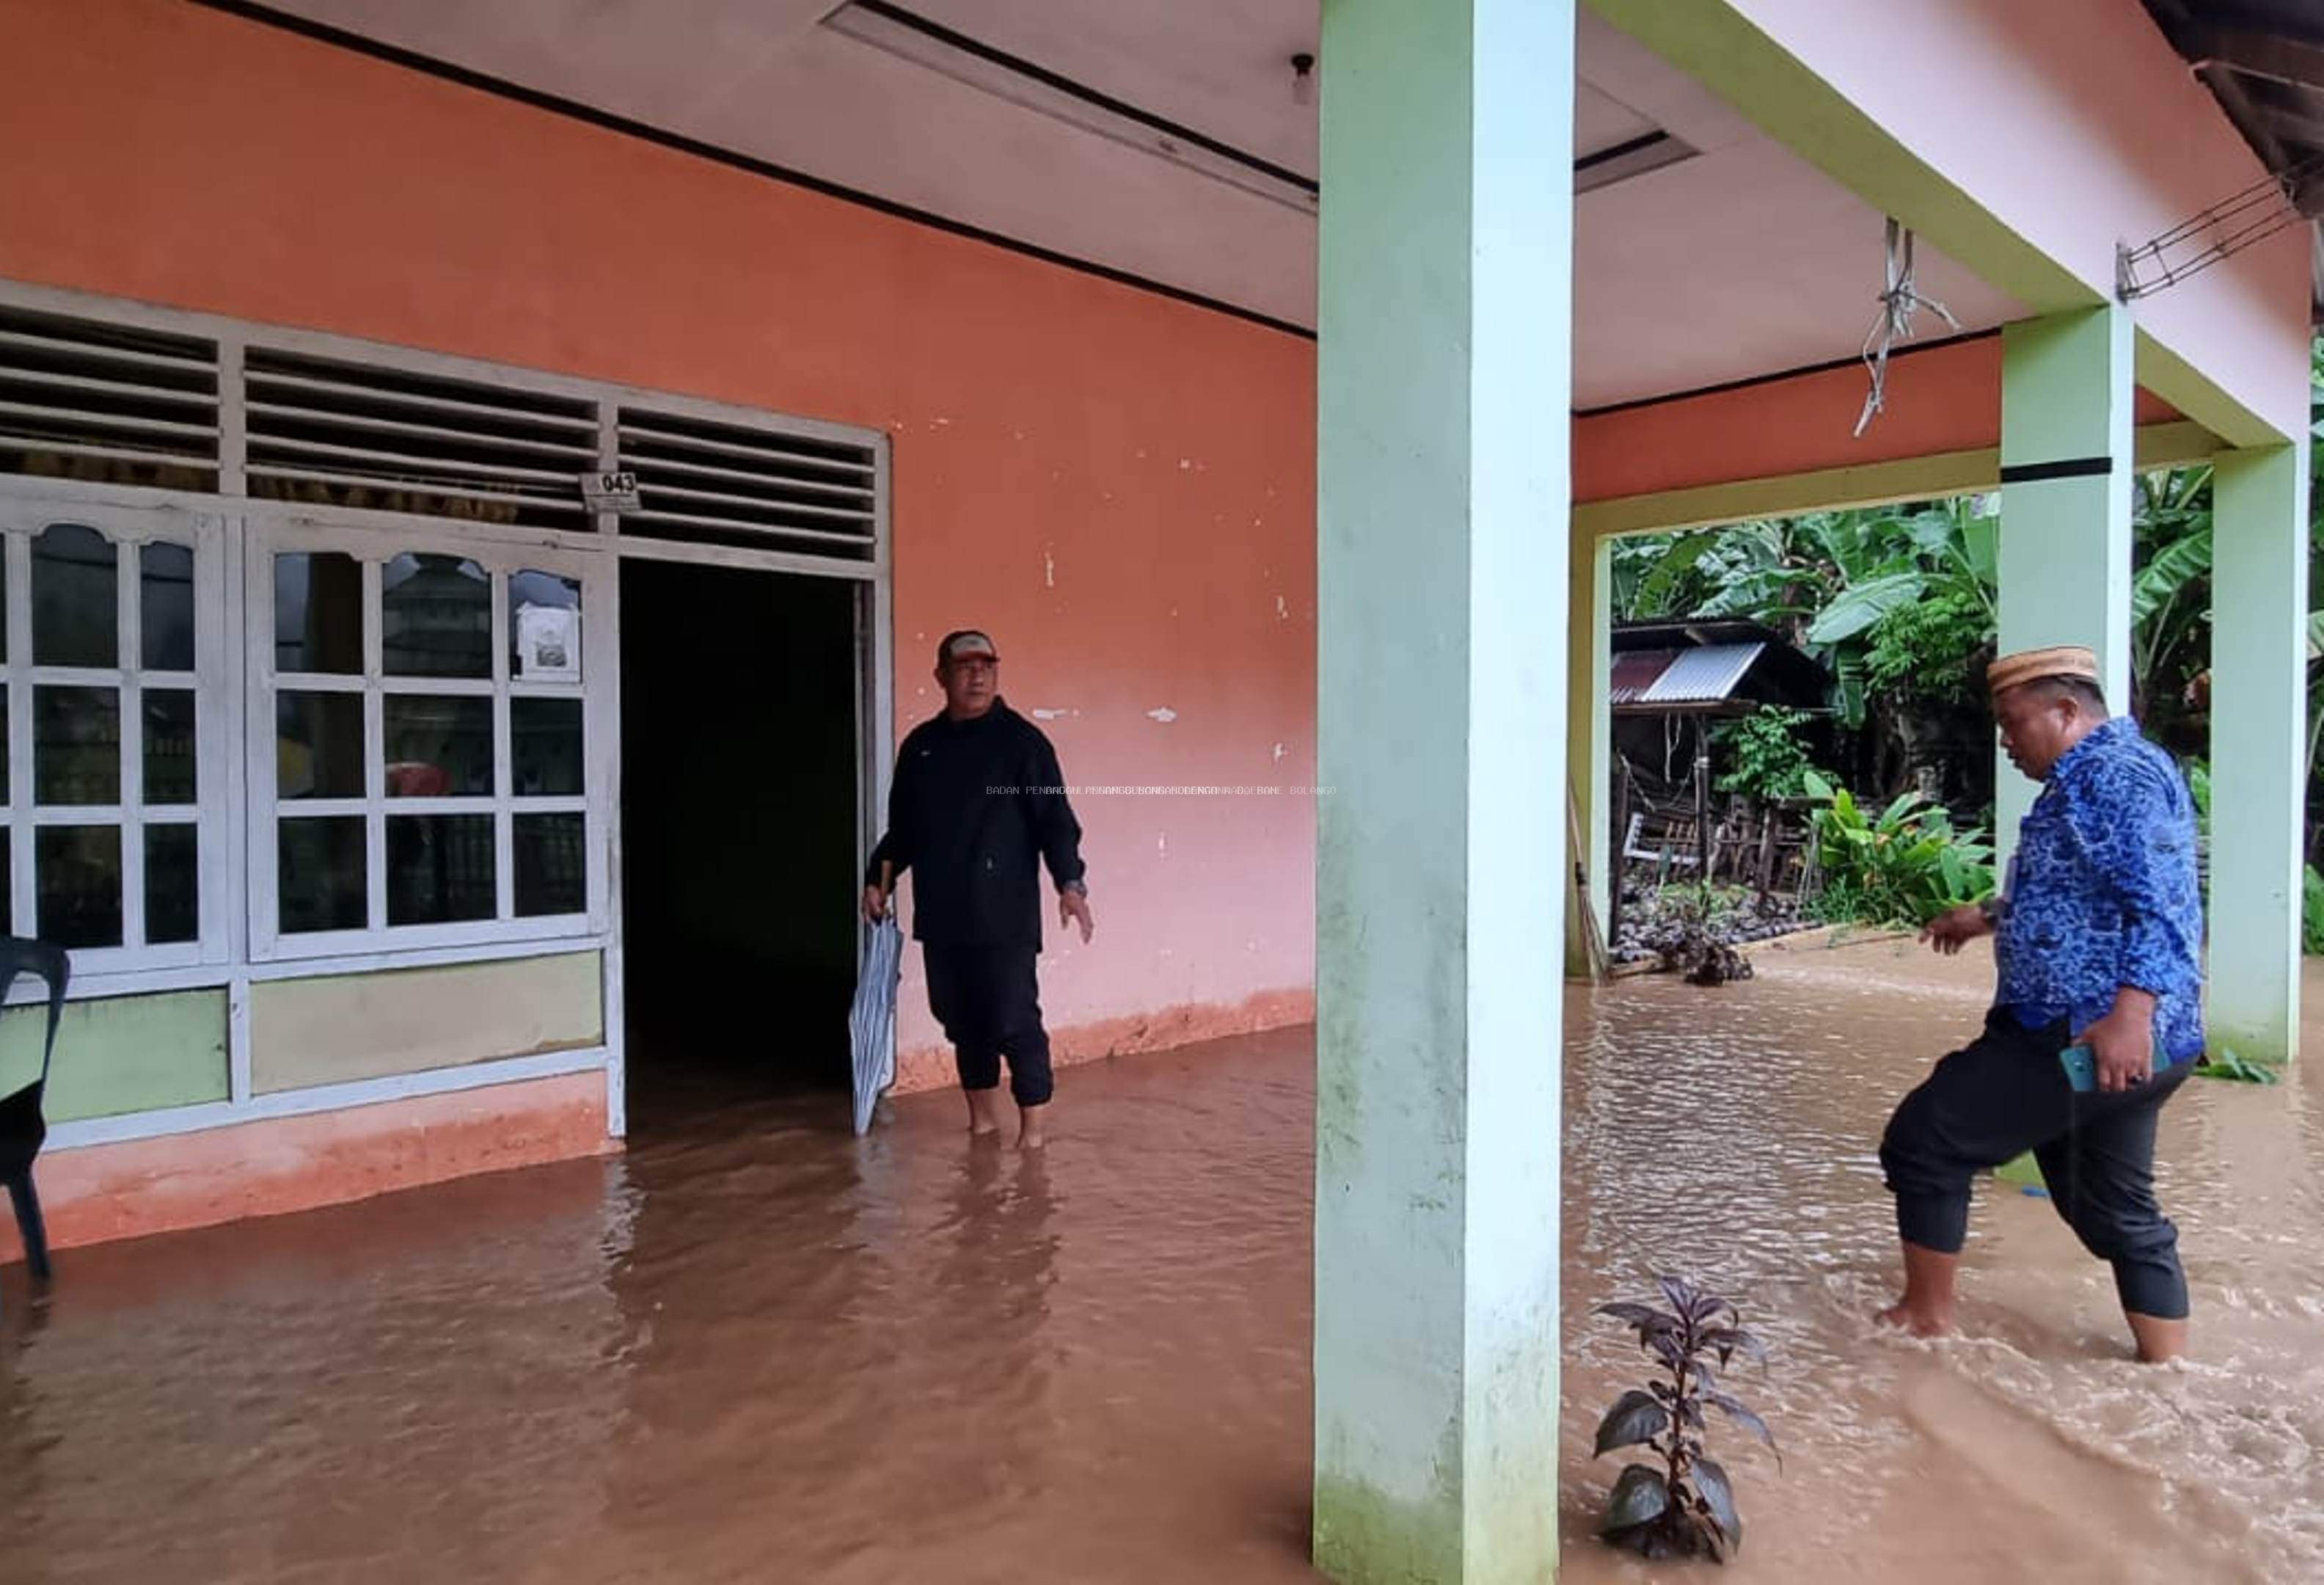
[0,1,2210,1112]
[0,0,1320,1074]
[1576,336,2181,504]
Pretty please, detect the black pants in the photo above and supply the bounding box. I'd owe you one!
[922,944,1053,1107]
[1879,1010,2192,1319]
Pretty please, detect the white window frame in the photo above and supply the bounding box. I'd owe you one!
[246,511,611,961]
[0,498,232,975]
[0,276,893,1151]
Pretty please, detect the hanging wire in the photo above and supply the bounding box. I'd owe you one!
[1855,218,1962,438]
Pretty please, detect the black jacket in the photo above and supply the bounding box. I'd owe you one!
[866,699,1086,947]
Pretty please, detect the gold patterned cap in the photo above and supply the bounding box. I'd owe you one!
[1987,644,2100,698]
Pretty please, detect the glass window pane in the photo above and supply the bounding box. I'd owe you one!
[34,685,120,805]
[384,553,491,679]
[37,825,122,949]
[0,842,10,933]
[140,542,197,672]
[384,696,493,797]
[145,824,199,945]
[274,552,363,675]
[277,691,365,800]
[144,689,197,806]
[278,817,365,934]
[0,691,9,803]
[33,523,118,669]
[511,698,583,796]
[509,569,582,682]
[514,812,586,917]
[387,814,495,925]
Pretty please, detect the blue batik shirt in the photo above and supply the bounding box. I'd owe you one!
[1994,717,2205,1064]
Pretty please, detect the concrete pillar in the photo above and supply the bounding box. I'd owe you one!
[2207,443,2309,1063]
[1995,305,2135,864]
[1565,531,1612,976]
[1314,0,1571,1578]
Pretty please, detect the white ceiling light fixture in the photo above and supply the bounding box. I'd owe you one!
[821,1,1320,215]
[821,2,1696,216]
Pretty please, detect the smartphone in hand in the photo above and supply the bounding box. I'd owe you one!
[2058,1043,2097,1094]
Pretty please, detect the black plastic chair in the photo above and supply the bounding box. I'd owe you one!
[0,939,70,1300]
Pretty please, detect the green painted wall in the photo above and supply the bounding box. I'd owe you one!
[1315,1,1571,1579]
[1995,305,2135,863]
[251,952,602,1093]
[0,988,229,1121]
[2208,443,2309,1064]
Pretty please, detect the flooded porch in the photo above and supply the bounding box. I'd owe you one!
[3,941,2319,1584]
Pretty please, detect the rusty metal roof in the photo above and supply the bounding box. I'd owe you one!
[1609,649,1676,707]
[1610,642,1769,707]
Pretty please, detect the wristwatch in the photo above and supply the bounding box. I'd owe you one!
[1061,878,1088,897]
[1976,896,2006,926]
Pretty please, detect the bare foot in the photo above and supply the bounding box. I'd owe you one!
[1882,1243,1961,1340]
[1877,1302,1952,1338]
[1016,1104,1048,1150]
[965,1087,1008,1139]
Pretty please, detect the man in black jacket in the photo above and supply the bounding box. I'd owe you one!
[863,630,1093,1148]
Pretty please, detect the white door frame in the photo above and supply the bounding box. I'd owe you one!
[604,531,891,1135]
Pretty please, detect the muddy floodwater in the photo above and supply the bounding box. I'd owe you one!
[2,939,2321,1583]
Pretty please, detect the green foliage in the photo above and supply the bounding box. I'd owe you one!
[2306,864,2324,957]
[1654,881,1743,923]
[1614,500,2003,743]
[2184,757,2212,820]
[1804,569,1926,646]
[1861,588,1989,707]
[1612,337,2324,873]
[1711,707,1819,800]
[2195,1048,2281,1085]
[2127,466,2215,751]
[2182,757,2211,844]
[1801,770,1994,928]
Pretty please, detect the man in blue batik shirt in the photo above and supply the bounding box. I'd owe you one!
[1879,645,2204,1363]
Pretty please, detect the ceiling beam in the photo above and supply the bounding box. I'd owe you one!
[2186,27,2324,92]
[2141,5,2324,319]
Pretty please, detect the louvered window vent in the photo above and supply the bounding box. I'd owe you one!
[244,346,598,531]
[0,305,222,490]
[618,406,877,558]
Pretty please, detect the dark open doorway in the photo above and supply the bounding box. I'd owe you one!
[618,557,860,1135]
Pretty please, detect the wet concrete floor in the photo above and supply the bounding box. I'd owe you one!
[1,939,2320,1583]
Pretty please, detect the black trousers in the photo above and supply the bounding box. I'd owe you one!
[1879,1010,2192,1319]
[921,944,1053,1107]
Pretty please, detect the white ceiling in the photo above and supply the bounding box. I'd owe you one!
[255,0,2022,407]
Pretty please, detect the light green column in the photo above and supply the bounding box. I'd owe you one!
[1995,306,2135,864]
[1565,532,1612,976]
[2208,444,2309,1063]
[1315,0,1571,1579]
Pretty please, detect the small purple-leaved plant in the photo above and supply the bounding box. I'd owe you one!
[1593,1276,1779,1563]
